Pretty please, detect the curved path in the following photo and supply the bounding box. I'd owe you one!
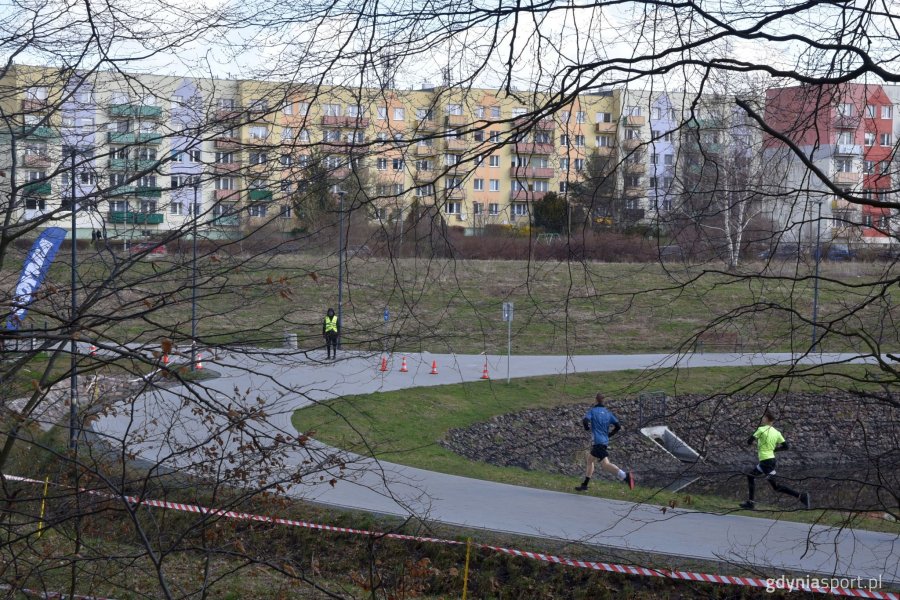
[93,350,900,585]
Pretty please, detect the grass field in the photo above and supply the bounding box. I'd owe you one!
[7,249,897,356]
[292,365,899,533]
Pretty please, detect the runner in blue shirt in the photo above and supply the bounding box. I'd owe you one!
[575,393,634,491]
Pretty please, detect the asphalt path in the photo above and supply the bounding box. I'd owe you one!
[92,349,900,585]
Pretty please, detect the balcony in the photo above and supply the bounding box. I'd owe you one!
[446,187,466,199]
[445,114,467,126]
[216,108,243,121]
[624,162,647,175]
[624,115,646,127]
[23,154,51,168]
[595,122,617,134]
[509,189,547,201]
[215,189,240,200]
[694,118,726,129]
[417,119,438,131]
[248,189,273,201]
[107,132,162,145]
[834,115,859,129]
[446,138,467,150]
[210,215,240,227]
[23,126,57,139]
[624,187,643,198]
[510,166,554,179]
[22,181,51,196]
[331,167,351,179]
[703,142,725,154]
[109,159,160,171]
[833,171,860,185]
[622,138,641,150]
[835,144,862,156]
[108,211,164,225]
[377,171,405,183]
[415,144,437,156]
[413,169,435,181]
[214,137,241,150]
[595,146,615,157]
[513,117,555,131]
[22,99,48,112]
[109,104,162,118]
[321,115,369,128]
[134,186,163,198]
[213,161,242,174]
[514,142,555,155]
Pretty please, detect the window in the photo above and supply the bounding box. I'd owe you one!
[835,158,854,173]
[489,179,500,191]
[837,130,853,145]
[473,202,483,214]
[215,152,234,164]
[488,203,499,215]
[392,158,404,171]
[864,132,875,146]
[574,135,585,147]
[447,104,463,116]
[474,155,484,167]
[297,102,309,115]
[76,117,94,129]
[280,155,293,166]
[416,108,433,120]
[446,201,461,215]
[575,111,586,124]
[560,111,570,124]
[26,86,49,101]
[170,174,193,189]
[216,177,236,190]
[864,160,875,174]
[662,132,673,142]
[625,128,640,140]
[490,106,501,118]
[249,126,268,140]
[75,89,92,104]
[25,197,46,210]
[280,205,292,218]
[281,127,294,141]
[596,112,612,123]
[625,106,642,116]
[444,154,460,166]
[25,142,47,156]
[323,103,341,117]
[416,184,435,197]
[249,99,268,112]
[651,107,664,120]
[248,203,268,218]
[837,103,854,117]
[511,107,526,118]
[346,105,362,117]
[169,201,183,215]
[560,135,569,147]
[109,199,128,212]
[881,161,892,175]
[139,199,157,213]
[597,135,613,147]
[664,154,674,166]
[866,105,876,118]
[323,130,341,142]
[138,175,157,188]
[880,133,892,146]
[473,131,484,142]
[511,202,527,216]
[299,129,310,143]
[376,158,388,170]
[393,107,405,121]
[560,158,569,170]
[345,131,364,143]
[650,176,658,188]
[574,158,585,171]
[79,172,96,185]
[415,159,433,170]
[559,182,568,193]
[473,178,484,191]
[109,120,129,133]
[110,173,127,188]
[625,175,640,188]
[882,105,893,119]
[663,176,674,189]
[249,152,267,165]
[489,131,500,142]
[217,98,236,109]
[650,153,658,165]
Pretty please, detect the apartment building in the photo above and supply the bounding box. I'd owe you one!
[763,83,896,245]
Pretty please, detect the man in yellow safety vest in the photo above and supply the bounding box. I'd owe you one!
[323,308,339,360]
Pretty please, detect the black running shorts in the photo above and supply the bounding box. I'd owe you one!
[590,444,609,460]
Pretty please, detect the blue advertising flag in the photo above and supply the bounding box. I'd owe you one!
[6,227,68,330]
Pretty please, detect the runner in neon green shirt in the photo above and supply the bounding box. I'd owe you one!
[740,410,811,510]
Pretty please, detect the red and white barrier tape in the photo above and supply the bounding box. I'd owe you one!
[4,473,897,599]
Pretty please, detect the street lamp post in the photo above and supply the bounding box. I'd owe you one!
[190,182,198,370]
[811,200,823,351]
[68,148,78,451]
[337,190,346,350]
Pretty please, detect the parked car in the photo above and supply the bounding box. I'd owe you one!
[813,243,856,262]
[757,244,802,261]
[129,241,168,258]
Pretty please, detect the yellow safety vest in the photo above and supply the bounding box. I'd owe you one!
[324,315,338,333]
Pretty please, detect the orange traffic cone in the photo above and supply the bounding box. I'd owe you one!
[380,356,388,372]
[195,352,203,370]
[89,344,97,357]
[430,360,438,375]
[481,360,490,380]
[400,356,408,373]
[162,353,169,365]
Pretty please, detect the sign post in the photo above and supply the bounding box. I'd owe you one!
[383,308,389,354]
[502,302,513,383]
